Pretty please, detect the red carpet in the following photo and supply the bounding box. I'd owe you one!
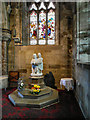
[1,88,85,120]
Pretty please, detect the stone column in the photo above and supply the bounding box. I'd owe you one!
[2,2,11,75]
[0,40,2,76]
[55,2,60,45]
[8,39,15,72]
[0,3,2,76]
[2,29,11,75]
[22,3,28,45]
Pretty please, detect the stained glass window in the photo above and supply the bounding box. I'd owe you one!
[39,10,46,45]
[30,11,37,45]
[29,2,55,45]
[48,9,55,45]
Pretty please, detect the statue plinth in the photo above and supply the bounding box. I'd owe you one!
[29,75,44,88]
[8,53,59,109]
[29,76,44,79]
[31,73,43,77]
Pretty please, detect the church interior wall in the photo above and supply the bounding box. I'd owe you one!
[8,2,73,89]
[1,2,90,119]
[0,2,73,89]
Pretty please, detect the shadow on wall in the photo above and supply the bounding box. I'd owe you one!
[44,71,57,89]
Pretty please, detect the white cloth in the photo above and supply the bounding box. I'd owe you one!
[60,78,74,91]
[0,75,8,89]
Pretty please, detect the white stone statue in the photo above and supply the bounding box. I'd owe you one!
[31,53,43,76]
[31,54,38,75]
[37,53,43,75]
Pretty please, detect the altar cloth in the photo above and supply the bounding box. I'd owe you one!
[60,78,74,91]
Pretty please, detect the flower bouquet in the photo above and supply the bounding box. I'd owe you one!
[30,84,41,94]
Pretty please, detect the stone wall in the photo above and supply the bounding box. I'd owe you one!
[0,2,2,76]
[10,2,22,45]
[8,2,73,89]
[2,2,9,29]
[72,2,90,119]
[15,45,71,89]
[73,64,90,119]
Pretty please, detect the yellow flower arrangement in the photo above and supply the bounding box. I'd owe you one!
[37,85,40,89]
[34,84,37,88]
[33,89,37,92]
[30,84,41,94]
[37,90,40,92]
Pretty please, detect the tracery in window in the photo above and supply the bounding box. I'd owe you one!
[30,3,37,10]
[39,2,46,10]
[39,10,46,45]
[30,11,37,45]
[48,9,55,45]
[48,2,55,9]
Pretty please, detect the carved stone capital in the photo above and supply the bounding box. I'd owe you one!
[2,28,11,42]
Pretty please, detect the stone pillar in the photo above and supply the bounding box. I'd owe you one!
[55,2,60,45]
[0,40,2,76]
[2,2,11,75]
[0,3,2,76]
[8,39,15,72]
[2,29,11,75]
[22,3,29,45]
[2,40,7,75]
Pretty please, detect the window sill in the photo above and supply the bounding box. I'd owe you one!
[77,62,90,65]
[77,61,90,69]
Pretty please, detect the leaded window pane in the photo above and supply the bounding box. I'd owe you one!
[48,9,55,45]
[39,10,46,45]
[30,11,37,45]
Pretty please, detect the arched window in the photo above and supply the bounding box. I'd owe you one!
[30,11,37,45]
[48,9,55,45]
[39,10,46,45]
[29,2,55,45]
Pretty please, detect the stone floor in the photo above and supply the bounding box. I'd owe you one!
[2,88,85,119]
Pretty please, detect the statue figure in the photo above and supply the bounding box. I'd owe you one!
[37,53,43,75]
[31,53,43,76]
[31,54,38,75]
